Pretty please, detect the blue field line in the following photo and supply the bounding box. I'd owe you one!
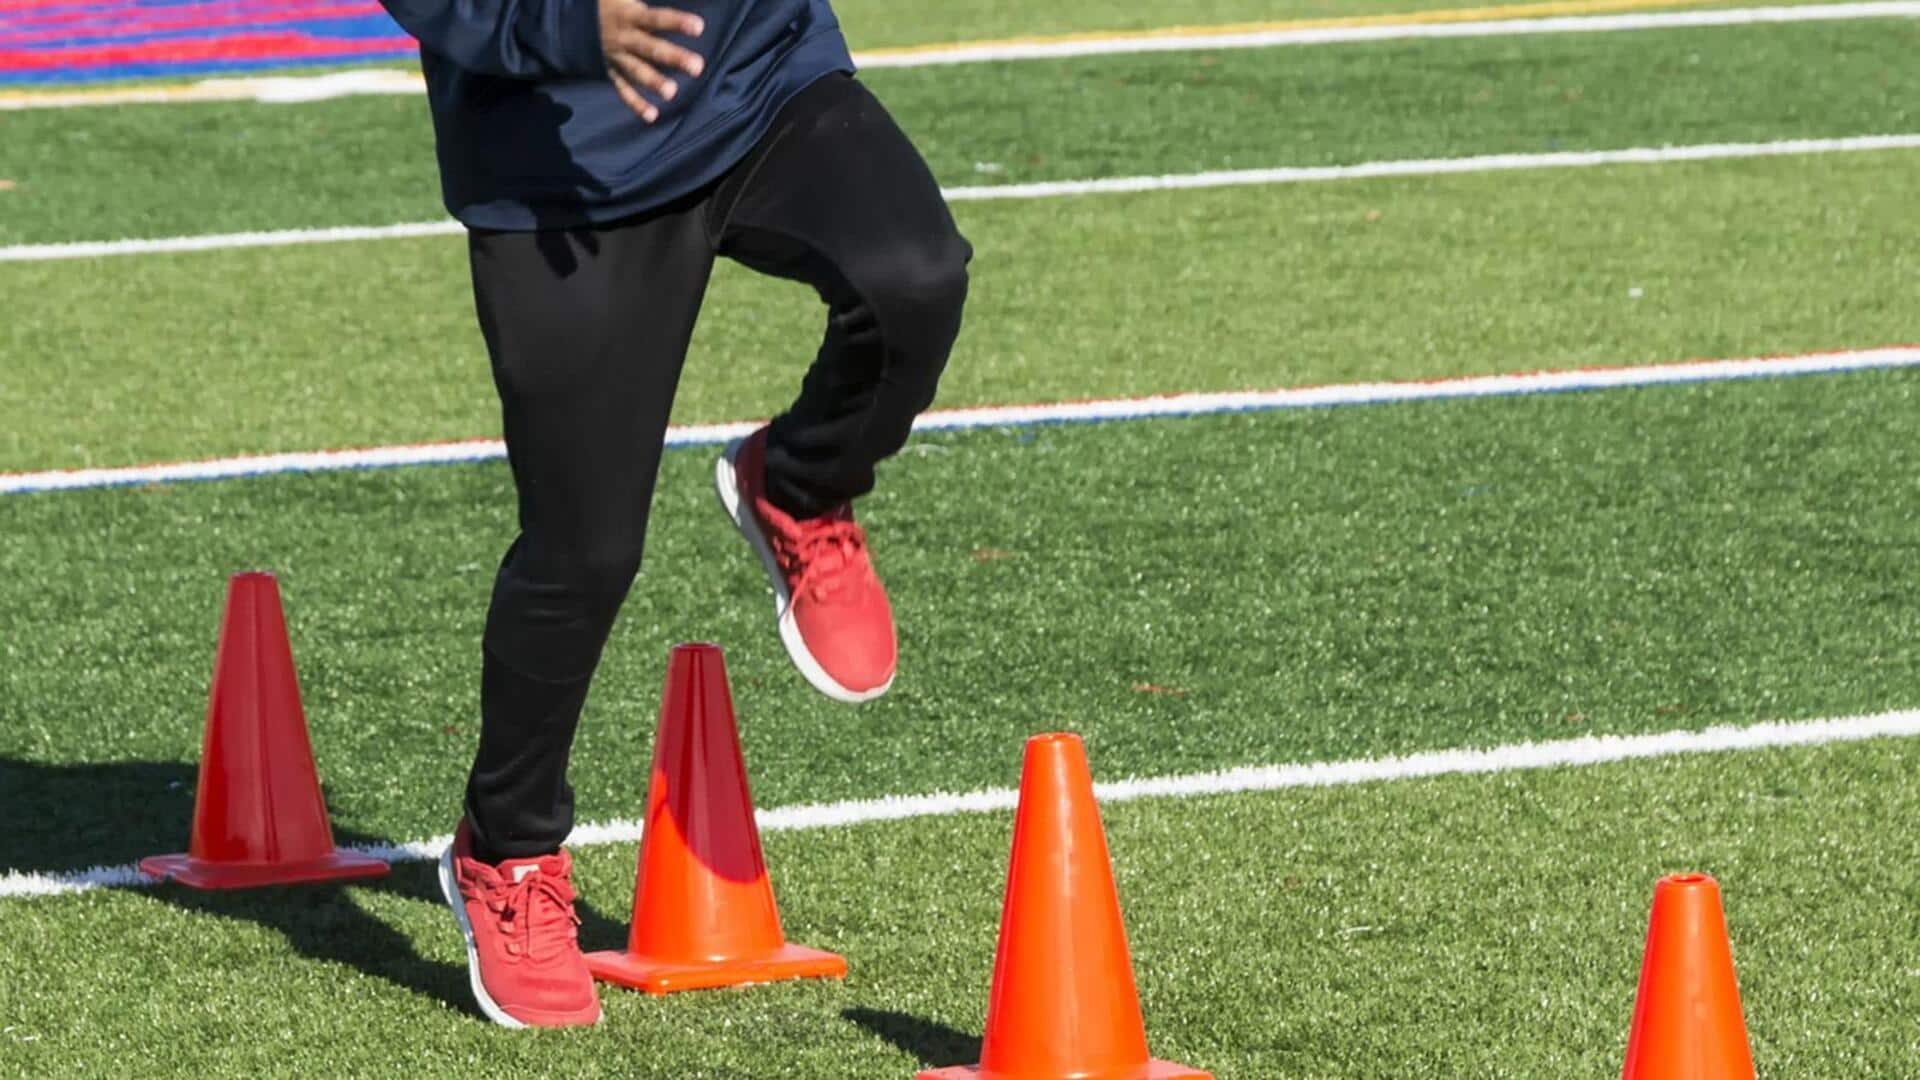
[0,49,414,85]
[0,16,404,46]
[3,346,1916,498]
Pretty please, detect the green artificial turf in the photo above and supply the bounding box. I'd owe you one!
[4,19,1917,246]
[4,8,1914,1076]
[831,0,1721,49]
[3,737,1916,1076]
[3,371,1916,852]
[5,148,1918,472]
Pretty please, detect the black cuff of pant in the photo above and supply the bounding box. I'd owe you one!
[462,793,570,864]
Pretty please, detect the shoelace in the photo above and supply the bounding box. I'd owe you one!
[772,517,868,601]
[486,870,581,961]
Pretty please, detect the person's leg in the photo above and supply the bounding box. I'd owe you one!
[706,75,970,701]
[714,73,972,517]
[464,203,715,862]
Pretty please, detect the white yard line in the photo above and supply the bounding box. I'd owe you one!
[941,135,1920,199]
[3,2,1916,110]
[0,67,428,110]
[6,708,1917,898]
[5,133,1916,264]
[4,346,1916,497]
[0,220,467,261]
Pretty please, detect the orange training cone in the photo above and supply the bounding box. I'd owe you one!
[920,733,1210,1080]
[1621,873,1755,1080]
[140,572,388,889]
[585,642,846,993]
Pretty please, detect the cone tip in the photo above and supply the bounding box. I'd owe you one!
[231,570,278,584]
[671,642,724,657]
[1026,731,1083,749]
[1024,732,1090,770]
[1657,872,1717,891]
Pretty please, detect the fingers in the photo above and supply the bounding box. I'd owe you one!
[607,8,704,77]
[599,0,706,121]
[629,33,704,78]
[607,66,658,122]
[627,3,704,38]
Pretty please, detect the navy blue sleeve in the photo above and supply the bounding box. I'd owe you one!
[380,0,604,79]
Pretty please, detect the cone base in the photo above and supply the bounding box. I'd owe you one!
[139,850,390,889]
[917,1061,1211,1080]
[585,942,847,994]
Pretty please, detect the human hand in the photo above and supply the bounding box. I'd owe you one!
[598,0,706,121]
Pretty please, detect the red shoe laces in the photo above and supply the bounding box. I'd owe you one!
[772,516,868,600]
[484,868,581,961]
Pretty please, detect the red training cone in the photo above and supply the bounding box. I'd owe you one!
[140,572,388,888]
[1620,873,1755,1079]
[921,733,1210,1080]
[585,643,846,993]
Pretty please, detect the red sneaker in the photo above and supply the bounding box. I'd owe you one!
[716,427,897,702]
[437,820,601,1029]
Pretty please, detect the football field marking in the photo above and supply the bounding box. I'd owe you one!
[4,133,1918,263]
[3,346,1916,496]
[1,1,1914,109]
[4,708,1917,898]
[940,134,1920,199]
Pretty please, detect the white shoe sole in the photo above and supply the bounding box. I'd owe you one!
[438,846,531,1029]
[715,437,893,704]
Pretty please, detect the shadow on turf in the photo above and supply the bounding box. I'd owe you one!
[0,757,626,1020]
[842,1007,983,1068]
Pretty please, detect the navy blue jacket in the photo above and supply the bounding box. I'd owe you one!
[379,0,853,229]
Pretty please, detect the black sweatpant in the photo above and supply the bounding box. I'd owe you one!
[461,74,970,861]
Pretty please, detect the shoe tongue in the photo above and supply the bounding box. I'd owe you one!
[499,850,566,882]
